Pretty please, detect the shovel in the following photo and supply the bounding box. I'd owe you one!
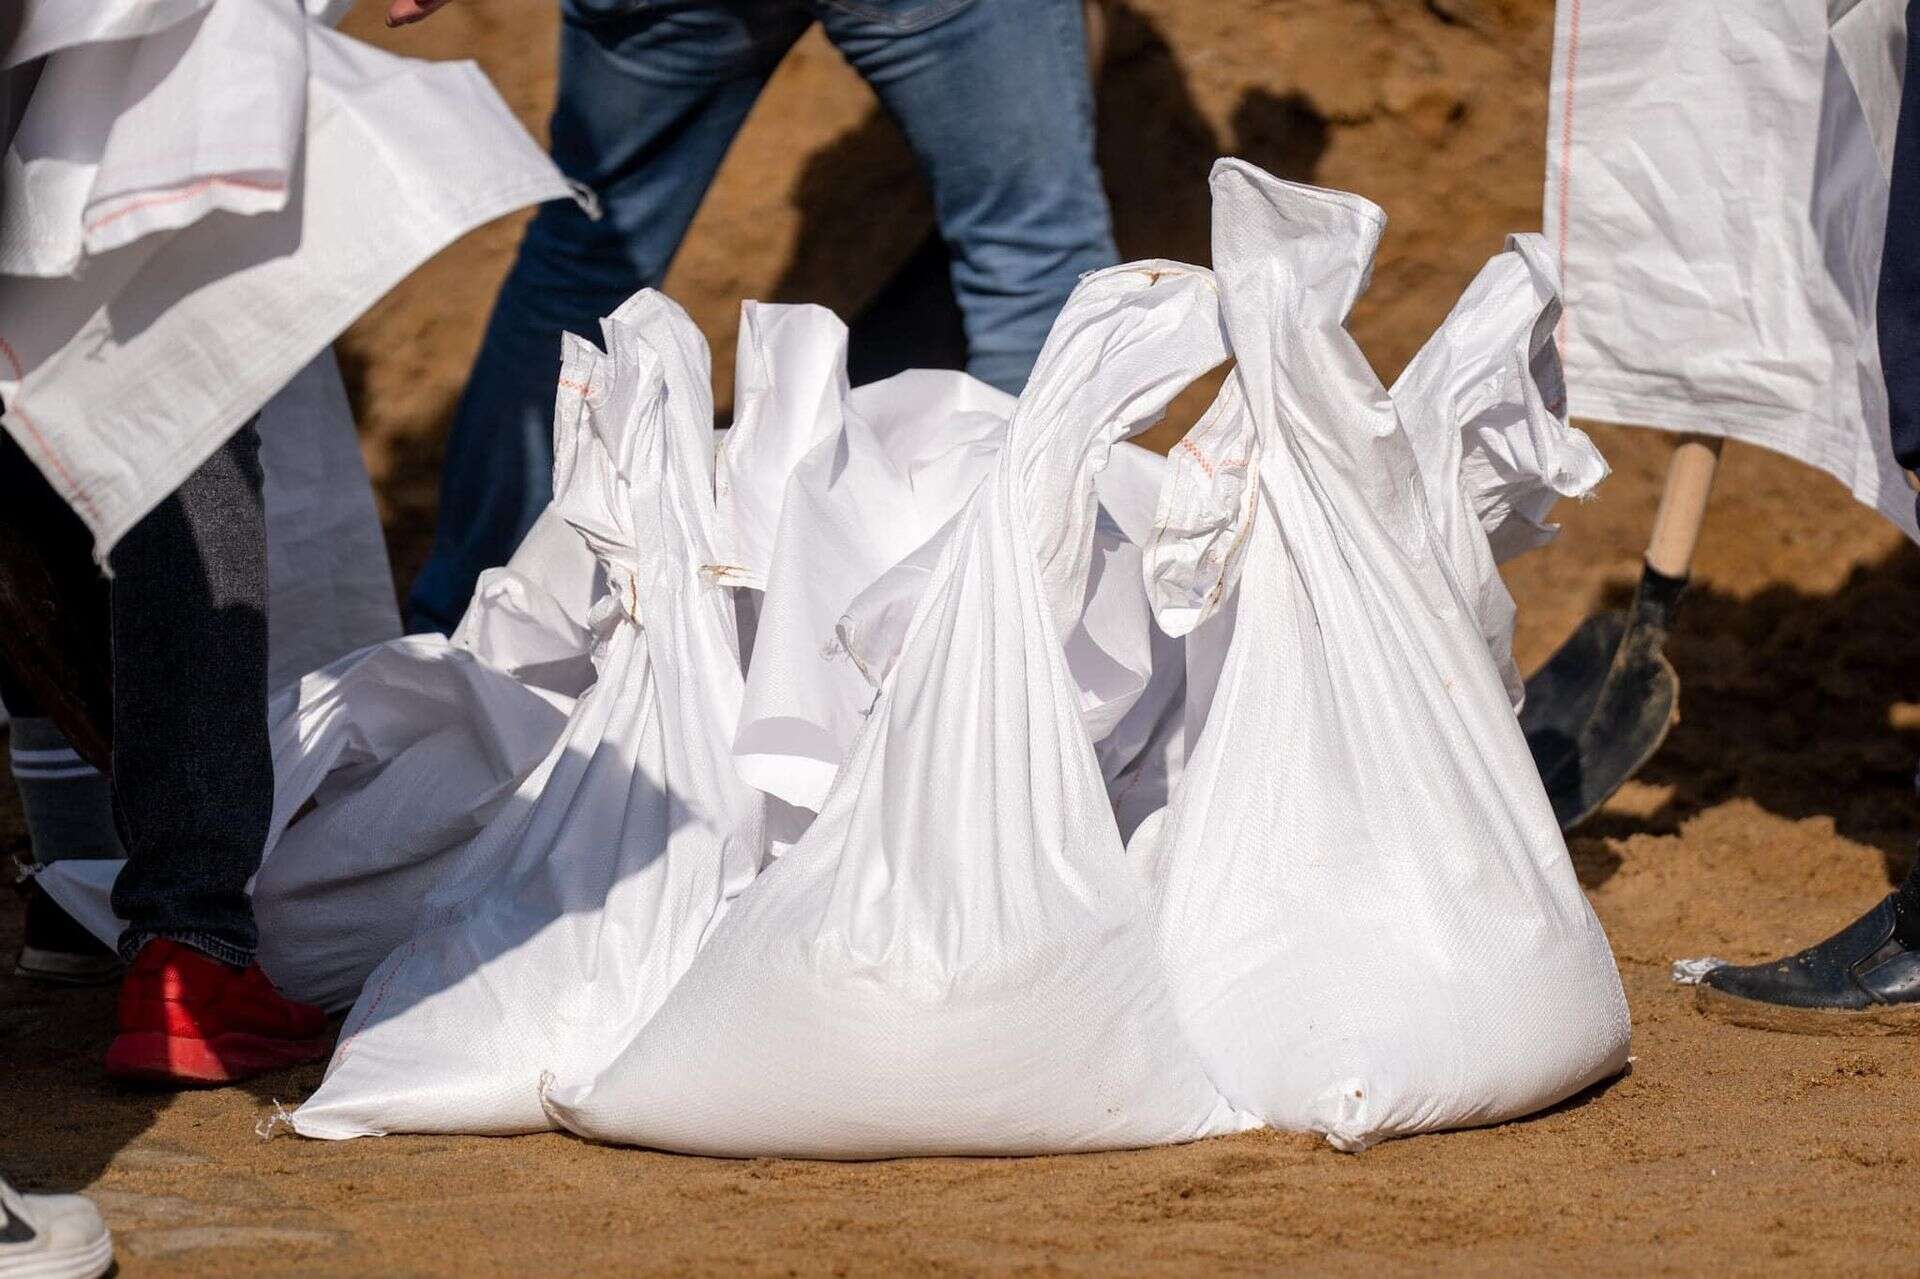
[1521,434,1722,830]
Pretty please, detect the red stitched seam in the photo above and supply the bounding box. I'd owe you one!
[6,401,100,526]
[0,336,101,525]
[83,175,285,234]
[1555,0,1581,346]
[1178,436,1216,479]
[334,936,416,1068]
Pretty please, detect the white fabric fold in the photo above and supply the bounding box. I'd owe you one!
[0,1,573,557]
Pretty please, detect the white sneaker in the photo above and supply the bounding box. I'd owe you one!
[0,1177,112,1279]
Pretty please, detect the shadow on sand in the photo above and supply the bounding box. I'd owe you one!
[1565,543,1920,891]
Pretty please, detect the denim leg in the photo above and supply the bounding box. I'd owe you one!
[816,0,1117,394]
[406,0,811,633]
[109,421,270,968]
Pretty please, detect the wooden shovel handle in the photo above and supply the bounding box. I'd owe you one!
[1644,435,1723,580]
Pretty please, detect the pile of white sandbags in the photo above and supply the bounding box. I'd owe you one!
[45,159,1631,1156]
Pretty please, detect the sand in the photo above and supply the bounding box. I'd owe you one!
[7,0,1920,1273]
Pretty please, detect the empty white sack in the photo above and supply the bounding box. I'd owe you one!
[1545,0,1916,541]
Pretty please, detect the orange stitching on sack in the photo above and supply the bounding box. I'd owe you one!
[1555,0,1581,344]
[557,378,594,396]
[335,936,417,1068]
[1178,437,1216,479]
[83,175,286,233]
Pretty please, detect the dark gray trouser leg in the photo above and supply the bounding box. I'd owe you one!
[1883,3,1920,934]
[108,422,270,967]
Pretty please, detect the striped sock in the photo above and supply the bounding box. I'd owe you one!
[7,718,124,863]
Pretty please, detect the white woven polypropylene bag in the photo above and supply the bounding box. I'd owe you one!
[290,292,767,1137]
[719,301,1178,830]
[541,261,1256,1157]
[1141,161,1630,1153]
[1388,231,1607,706]
[1546,0,1914,541]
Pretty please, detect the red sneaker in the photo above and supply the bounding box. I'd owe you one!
[104,940,331,1086]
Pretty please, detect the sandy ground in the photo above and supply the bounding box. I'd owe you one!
[9,0,1920,1273]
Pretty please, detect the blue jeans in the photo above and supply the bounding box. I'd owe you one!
[407,0,1117,632]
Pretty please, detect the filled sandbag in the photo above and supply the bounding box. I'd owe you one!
[722,303,1179,828]
[1140,161,1630,1153]
[726,324,1013,813]
[289,291,766,1137]
[1387,231,1606,705]
[542,261,1255,1158]
[34,493,587,1012]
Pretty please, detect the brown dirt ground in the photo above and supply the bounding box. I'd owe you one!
[9,0,1920,1274]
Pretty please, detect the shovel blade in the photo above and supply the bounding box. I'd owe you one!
[1520,609,1629,782]
[1540,643,1680,830]
[1519,572,1686,833]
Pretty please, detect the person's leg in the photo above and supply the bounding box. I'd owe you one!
[1695,19,1920,1029]
[1877,0,1920,484]
[4,673,123,981]
[2,660,122,868]
[817,0,1117,395]
[406,0,810,633]
[0,456,123,984]
[106,422,272,966]
[98,420,332,1084]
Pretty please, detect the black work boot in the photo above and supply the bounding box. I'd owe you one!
[1696,892,1920,1035]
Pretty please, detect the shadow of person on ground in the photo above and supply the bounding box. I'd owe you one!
[1570,543,1920,891]
[2,860,318,1197]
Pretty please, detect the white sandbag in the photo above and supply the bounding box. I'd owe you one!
[290,291,765,1137]
[722,305,1174,820]
[251,645,572,1012]
[1141,161,1630,1153]
[1546,0,1916,541]
[242,493,603,1013]
[1389,233,1606,705]
[731,356,1012,812]
[36,502,584,1009]
[543,261,1254,1158]
[0,0,572,557]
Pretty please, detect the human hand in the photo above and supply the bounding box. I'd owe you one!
[387,0,455,26]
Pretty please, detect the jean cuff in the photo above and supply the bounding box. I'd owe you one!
[119,929,254,969]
